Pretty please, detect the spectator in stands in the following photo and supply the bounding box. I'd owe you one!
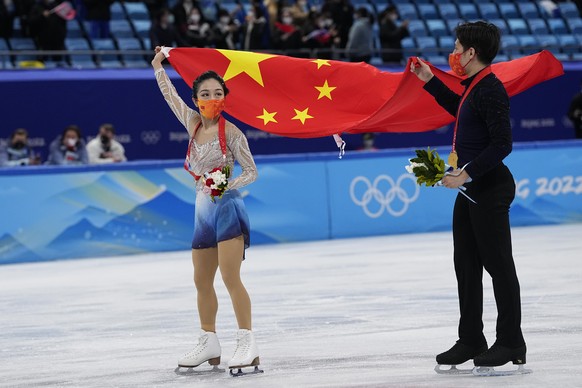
[150,7,187,49]
[301,11,335,59]
[184,6,212,47]
[241,3,267,50]
[212,8,239,50]
[86,123,127,164]
[82,0,114,39]
[29,0,67,62]
[172,0,195,38]
[142,0,166,18]
[273,7,302,54]
[47,125,89,165]
[345,6,373,63]
[379,5,409,64]
[289,0,309,26]
[321,0,353,49]
[567,79,582,139]
[199,0,219,23]
[0,128,40,166]
[0,0,15,38]
[12,0,35,37]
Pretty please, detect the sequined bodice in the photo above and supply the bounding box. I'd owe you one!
[155,68,258,192]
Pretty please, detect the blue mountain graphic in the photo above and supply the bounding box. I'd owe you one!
[0,234,44,264]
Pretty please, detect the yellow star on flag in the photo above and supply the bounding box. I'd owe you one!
[257,108,278,125]
[312,59,331,69]
[218,49,275,87]
[292,108,314,125]
[315,80,336,100]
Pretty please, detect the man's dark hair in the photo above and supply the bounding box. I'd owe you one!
[10,128,28,140]
[100,123,115,134]
[192,70,230,98]
[454,21,500,65]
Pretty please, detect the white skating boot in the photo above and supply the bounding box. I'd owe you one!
[177,330,221,369]
[228,329,263,376]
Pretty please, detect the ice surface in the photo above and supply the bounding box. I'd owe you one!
[1,224,581,388]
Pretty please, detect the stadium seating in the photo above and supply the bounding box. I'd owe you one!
[498,3,520,19]
[66,19,84,38]
[91,38,124,68]
[124,2,150,21]
[478,4,500,20]
[426,19,448,37]
[8,38,37,65]
[117,38,148,68]
[110,20,135,39]
[558,2,580,19]
[458,3,479,20]
[132,20,151,39]
[527,19,549,35]
[65,38,97,69]
[2,0,582,68]
[110,2,126,20]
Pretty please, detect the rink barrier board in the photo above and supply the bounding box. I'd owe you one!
[0,140,581,264]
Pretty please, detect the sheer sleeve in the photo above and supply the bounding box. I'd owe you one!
[227,126,258,191]
[154,67,200,136]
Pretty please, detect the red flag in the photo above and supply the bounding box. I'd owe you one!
[51,1,76,21]
[164,48,563,138]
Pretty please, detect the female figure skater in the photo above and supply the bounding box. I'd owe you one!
[151,46,260,375]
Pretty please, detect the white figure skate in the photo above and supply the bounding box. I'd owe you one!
[175,330,223,374]
[228,329,264,377]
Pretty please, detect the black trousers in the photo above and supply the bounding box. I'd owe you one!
[452,164,525,349]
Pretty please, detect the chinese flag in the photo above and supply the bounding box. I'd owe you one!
[164,48,563,138]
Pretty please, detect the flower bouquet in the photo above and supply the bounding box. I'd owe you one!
[203,165,231,202]
[405,147,476,204]
[405,147,446,187]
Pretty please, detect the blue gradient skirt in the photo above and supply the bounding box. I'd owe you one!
[192,189,250,250]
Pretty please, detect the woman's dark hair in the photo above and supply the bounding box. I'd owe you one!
[192,70,230,98]
[454,21,500,65]
[61,125,82,140]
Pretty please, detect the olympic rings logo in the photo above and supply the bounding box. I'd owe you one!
[140,130,161,145]
[350,174,420,218]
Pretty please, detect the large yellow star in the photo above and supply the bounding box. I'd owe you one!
[256,108,278,125]
[291,108,314,125]
[315,80,336,100]
[218,49,275,87]
[312,59,331,69]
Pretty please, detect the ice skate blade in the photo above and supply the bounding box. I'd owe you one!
[229,366,264,377]
[434,364,473,375]
[472,364,533,377]
[174,365,225,376]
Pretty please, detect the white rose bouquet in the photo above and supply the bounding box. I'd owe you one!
[203,165,231,202]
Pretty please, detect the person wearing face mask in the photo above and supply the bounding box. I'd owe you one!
[212,9,239,50]
[172,0,194,37]
[150,8,187,49]
[184,7,212,47]
[273,7,302,54]
[47,125,89,165]
[0,128,40,167]
[86,123,127,164]
[567,78,582,139]
[151,46,261,376]
[242,4,267,50]
[379,5,409,64]
[411,21,528,375]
